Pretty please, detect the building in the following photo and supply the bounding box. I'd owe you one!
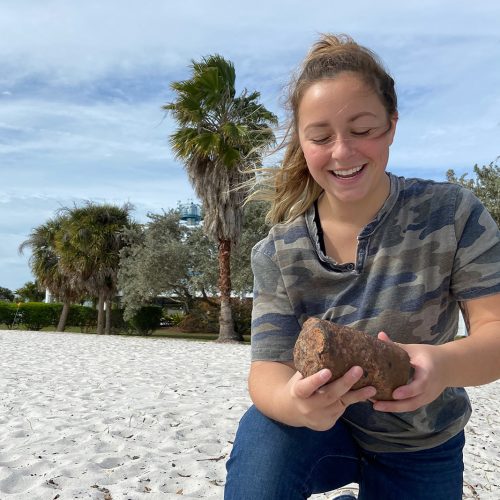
[178,201,202,226]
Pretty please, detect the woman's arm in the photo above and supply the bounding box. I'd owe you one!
[373,293,500,413]
[248,360,376,431]
[440,293,500,386]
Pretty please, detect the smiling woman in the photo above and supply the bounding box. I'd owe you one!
[297,74,397,223]
[225,33,500,500]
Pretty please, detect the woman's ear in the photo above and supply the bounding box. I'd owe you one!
[388,112,398,146]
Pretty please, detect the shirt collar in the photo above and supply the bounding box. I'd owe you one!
[305,172,401,261]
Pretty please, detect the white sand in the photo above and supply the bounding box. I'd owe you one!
[0,330,498,500]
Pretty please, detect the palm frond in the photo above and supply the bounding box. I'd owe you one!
[164,54,277,242]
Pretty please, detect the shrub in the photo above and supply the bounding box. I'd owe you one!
[19,302,60,330]
[179,300,219,333]
[178,298,252,335]
[160,312,184,327]
[232,298,252,336]
[128,305,162,335]
[0,302,19,327]
[67,304,98,331]
[109,308,135,334]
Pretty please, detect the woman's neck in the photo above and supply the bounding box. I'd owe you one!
[318,174,390,229]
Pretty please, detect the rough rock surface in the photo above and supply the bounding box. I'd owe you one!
[293,317,413,400]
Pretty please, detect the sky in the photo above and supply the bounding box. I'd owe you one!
[1,0,499,291]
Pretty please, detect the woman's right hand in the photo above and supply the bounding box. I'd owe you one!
[282,366,377,431]
[248,360,376,431]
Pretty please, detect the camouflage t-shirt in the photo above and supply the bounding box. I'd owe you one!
[250,173,500,453]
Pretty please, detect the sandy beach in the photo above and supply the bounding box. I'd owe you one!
[0,330,498,499]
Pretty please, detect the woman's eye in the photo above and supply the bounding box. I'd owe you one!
[351,129,372,137]
[311,137,331,144]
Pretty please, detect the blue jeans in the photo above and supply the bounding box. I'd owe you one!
[225,406,465,500]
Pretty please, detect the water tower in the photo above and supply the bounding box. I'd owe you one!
[178,201,202,226]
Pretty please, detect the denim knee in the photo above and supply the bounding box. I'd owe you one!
[225,406,360,500]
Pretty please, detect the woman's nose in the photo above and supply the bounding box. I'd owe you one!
[330,137,356,161]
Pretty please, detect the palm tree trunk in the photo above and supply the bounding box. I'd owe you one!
[217,238,241,343]
[105,298,112,335]
[97,292,105,335]
[57,301,71,332]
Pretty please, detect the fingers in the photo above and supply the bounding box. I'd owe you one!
[373,375,425,412]
[377,331,408,355]
[373,395,423,413]
[292,368,332,399]
[290,367,377,431]
[327,366,365,399]
[298,366,376,404]
[342,384,377,406]
[377,331,393,343]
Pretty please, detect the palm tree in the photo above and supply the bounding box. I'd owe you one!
[19,216,82,331]
[57,202,135,335]
[164,55,277,342]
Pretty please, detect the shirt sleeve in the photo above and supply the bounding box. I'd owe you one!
[250,244,301,362]
[451,187,500,300]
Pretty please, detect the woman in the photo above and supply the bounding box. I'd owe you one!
[224,34,500,500]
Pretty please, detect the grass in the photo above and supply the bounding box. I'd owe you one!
[0,324,250,343]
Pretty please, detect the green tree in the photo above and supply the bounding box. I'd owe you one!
[118,202,271,324]
[58,202,135,335]
[0,286,15,302]
[164,55,277,342]
[19,216,84,331]
[447,158,500,226]
[118,210,217,320]
[14,281,45,302]
[231,201,271,296]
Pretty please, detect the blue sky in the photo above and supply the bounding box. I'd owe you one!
[1,0,499,291]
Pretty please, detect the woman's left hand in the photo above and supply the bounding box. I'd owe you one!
[372,332,449,413]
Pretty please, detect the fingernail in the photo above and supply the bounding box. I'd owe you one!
[319,369,331,382]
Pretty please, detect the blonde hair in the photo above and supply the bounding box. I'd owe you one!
[248,34,398,225]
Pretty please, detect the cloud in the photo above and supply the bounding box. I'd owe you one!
[0,185,197,290]
[2,1,497,88]
[1,0,499,290]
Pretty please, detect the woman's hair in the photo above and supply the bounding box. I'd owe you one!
[248,34,398,225]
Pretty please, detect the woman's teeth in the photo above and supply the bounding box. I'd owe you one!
[331,165,365,178]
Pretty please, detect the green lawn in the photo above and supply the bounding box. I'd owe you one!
[0,324,250,343]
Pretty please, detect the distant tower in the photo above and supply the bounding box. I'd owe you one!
[178,200,202,226]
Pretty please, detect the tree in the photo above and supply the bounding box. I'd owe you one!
[118,210,218,320]
[0,286,15,302]
[164,55,277,342]
[447,158,500,226]
[19,215,83,331]
[118,202,271,323]
[57,202,135,335]
[231,201,271,296]
[14,281,45,302]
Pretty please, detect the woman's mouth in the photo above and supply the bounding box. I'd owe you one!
[329,164,366,179]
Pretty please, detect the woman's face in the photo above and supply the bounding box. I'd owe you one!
[298,72,397,207]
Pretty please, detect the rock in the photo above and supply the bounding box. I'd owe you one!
[293,317,413,400]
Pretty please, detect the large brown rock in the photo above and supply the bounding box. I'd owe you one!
[293,317,413,401]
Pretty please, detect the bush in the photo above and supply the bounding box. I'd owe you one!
[108,308,135,334]
[67,304,98,331]
[179,300,219,333]
[19,302,61,330]
[160,312,184,327]
[128,305,162,335]
[178,298,252,335]
[0,302,97,332]
[0,302,19,327]
[232,298,252,336]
